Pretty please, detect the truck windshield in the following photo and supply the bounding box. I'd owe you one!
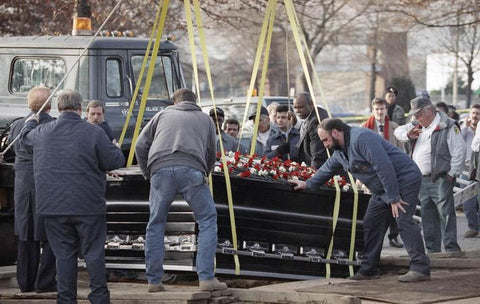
[10,57,66,94]
[131,56,173,99]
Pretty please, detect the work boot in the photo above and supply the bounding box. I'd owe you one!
[199,278,228,291]
[464,230,478,238]
[389,237,404,248]
[148,283,165,292]
[349,272,381,281]
[398,271,430,282]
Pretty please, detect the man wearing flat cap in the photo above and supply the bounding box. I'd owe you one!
[385,86,406,125]
[395,96,465,253]
[209,107,247,154]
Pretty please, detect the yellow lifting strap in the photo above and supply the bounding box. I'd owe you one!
[237,0,277,152]
[121,0,170,167]
[184,0,201,101]
[117,0,162,149]
[289,5,333,119]
[249,0,278,155]
[185,0,241,275]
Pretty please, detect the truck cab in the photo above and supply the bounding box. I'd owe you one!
[0,35,185,154]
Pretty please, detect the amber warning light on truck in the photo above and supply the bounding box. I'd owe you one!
[72,17,92,36]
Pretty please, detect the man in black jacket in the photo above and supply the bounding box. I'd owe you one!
[9,86,56,293]
[293,92,329,168]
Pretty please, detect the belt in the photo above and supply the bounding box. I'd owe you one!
[422,174,431,177]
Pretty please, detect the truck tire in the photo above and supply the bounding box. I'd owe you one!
[0,221,17,266]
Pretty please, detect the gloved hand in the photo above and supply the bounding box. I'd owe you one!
[276,142,290,155]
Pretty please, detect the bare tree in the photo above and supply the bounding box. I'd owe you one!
[381,0,480,106]
[0,0,184,37]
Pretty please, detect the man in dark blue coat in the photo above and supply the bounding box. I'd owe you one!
[20,89,125,304]
[9,86,56,293]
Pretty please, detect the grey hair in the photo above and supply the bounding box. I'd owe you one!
[57,89,83,111]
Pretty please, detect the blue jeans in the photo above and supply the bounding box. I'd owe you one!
[464,196,480,232]
[419,176,461,253]
[145,166,218,284]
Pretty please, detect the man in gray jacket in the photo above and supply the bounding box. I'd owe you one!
[21,89,125,304]
[135,88,227,292]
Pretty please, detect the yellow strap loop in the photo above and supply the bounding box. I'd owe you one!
[324,176,341,280]
[285,0,346,280]
[126,0,170,166]
[118,0,163,150]
[185,0,241,275]
[347,172,359,277]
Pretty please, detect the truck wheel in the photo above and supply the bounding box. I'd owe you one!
[0,221,17,266]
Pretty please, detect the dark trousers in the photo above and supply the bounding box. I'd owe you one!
[45,215,109,304]
[387,215,400,240]
[358,181,430,276]
[16,240,56,292]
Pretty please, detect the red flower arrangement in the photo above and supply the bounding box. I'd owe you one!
[214,151,350,190]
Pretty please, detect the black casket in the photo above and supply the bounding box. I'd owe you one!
[104,168,370,279]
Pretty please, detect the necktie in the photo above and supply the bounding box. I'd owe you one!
[379,125,384,133]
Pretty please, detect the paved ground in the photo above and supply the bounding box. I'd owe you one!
[381,210,479,257]
[0,211,479,303]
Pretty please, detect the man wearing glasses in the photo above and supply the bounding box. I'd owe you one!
[395,97,465,254]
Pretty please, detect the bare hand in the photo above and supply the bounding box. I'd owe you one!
[407,124,422,139]
[25,114,39,123]
[391,199,409,218]
[107,170,125,179]
[288,179,307,190]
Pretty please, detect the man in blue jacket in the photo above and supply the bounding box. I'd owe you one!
[289,118,430,282]
[264,105,300,161]
[21,89,125,304]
